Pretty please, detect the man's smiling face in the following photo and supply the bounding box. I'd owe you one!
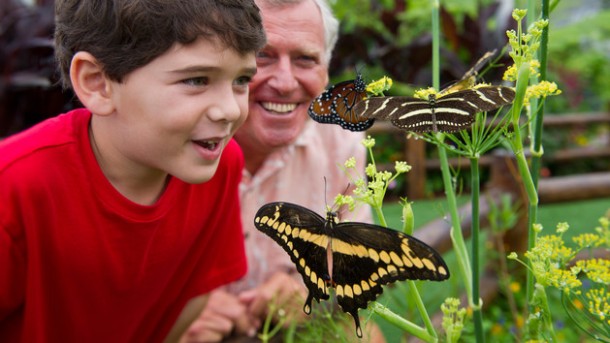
[234,0,328,151]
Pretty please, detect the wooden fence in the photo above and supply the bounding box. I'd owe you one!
[366,111,610,203]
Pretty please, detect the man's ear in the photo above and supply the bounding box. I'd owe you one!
[70,51,115,116]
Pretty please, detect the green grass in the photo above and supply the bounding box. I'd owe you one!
[377,196,610,235]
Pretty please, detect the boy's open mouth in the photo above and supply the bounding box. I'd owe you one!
[194,140,219,150]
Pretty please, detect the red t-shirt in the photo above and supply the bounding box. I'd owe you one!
[0,109,247,342]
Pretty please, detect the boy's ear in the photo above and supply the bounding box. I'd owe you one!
[70,51,115,116]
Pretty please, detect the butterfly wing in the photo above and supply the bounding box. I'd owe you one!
[354,96,457,133]
[253,202,332,314]
[448,86,516,112]
[308,75,374,132]
[355,85,515,133]
[442,49,497,94]
[329,222,449,337]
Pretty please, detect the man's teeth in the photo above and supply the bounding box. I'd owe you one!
[262,102,297,113]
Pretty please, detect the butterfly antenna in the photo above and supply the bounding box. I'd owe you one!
[323,176,330,212]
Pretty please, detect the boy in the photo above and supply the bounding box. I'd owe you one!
[0,0,266,342]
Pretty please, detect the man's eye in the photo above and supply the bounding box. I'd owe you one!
[296,54,320,67]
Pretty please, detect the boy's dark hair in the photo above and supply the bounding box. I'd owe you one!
[54,0,267,89]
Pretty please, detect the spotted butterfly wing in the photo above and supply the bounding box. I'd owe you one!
[308,73,374,132]
[254,202,450,338]
[355,86,515,133]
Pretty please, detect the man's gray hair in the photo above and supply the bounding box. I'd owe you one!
[258,0,339,65]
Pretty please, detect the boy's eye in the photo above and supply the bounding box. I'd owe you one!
[182,77,208,87]
[234,75,252,87]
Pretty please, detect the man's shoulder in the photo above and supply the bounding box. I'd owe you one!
[301,121,366,148]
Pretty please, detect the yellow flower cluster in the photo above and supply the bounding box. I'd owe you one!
[441,298,466,342]
[513,218,610,333]
[573,233,605,249]
[365,76,393,96]
[520,81,562,106]
[575,259,610,284]
[413,87,437,100]
[342,137,412,210]
[547,269,582,294]
[585,288,610,323]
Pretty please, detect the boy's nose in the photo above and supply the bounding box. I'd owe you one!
[208,88,243,123]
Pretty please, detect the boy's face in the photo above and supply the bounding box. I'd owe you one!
[106,37,256,184]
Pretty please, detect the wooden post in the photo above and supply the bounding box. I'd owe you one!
[406,137,426,199]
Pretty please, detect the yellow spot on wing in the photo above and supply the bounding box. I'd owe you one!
[336,285,344,297]
[390,252,404,267]
[423,258,436,271]
[361,280,370,291]
[310,271,318,285]
[379,251,391,264]
[344,285,354,298]
[368,249,379,262]
[317,278,325,291]
[411,257,424,269]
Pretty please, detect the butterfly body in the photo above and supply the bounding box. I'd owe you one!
[308,73,374,132]
[254,202,450,337]
[355,86,515,133]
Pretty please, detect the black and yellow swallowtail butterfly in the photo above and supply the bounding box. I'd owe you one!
[253,202,450,338]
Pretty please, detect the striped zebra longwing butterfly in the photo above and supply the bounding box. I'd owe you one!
[354,50,514,133]
[354,85,516,133]
[254,202,449,338]
[308,72,375,132]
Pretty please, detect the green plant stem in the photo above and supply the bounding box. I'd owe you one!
[470,157,484,343]
[529,0,550,188]
[432,0,472,308]
[374,206,387,227]
[371,302,437,343]
[438,146,473,301]
[532,283,559,342]
[510,63,540,305]
[407,281,438,340]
